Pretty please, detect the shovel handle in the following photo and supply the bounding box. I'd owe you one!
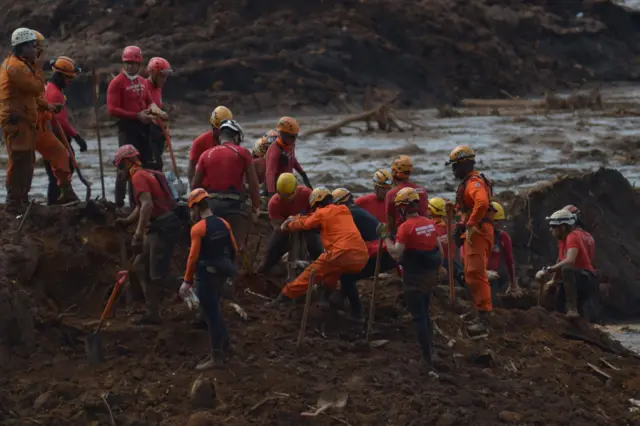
[157,121,182,183]
[445,203,455,310]
[98,272,128,325]
[366,240,384,343]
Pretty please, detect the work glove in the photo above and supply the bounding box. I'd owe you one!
[535,268,550,282]
[300,171,313,190]
[465,225,479,246]
[179,282,200,310]
[251,207,260,223]
[376,223,390,240]
[73,134,88,152]
[280,216,295,231]
[487,270,500,281]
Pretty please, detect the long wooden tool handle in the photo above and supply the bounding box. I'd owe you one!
[157,121,181,183]
[445,204,455,310]
[297,269,316,348]
[91,68,106,199]
[366,240,384,343]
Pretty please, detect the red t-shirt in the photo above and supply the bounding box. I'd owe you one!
[487,230,515,283]
[189,130,220,162]
[196,142,252,192]
[355,193,386,223]
[575,228,595,264]
[44,82,77,137]
[268,186,313,220]
[265,140,304,193]
[385,181,428,225]
[434,219,453,259]
[130,168,174,219]
[106,72,152,120]
[396,216,438,251]
[144,78,163,108]
[253,157,266,184]
[558,230,595,272]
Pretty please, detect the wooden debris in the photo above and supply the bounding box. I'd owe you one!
[460,88,603,111]
[587,362,612,381]
[600,358,620,371]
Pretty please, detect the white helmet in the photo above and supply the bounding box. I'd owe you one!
[11,28,36,47]
[219,119,244,142]
[546,209,576,227]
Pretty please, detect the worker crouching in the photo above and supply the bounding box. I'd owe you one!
[382,187,441,366]
[180,188,237,370]
[268,187,369,306]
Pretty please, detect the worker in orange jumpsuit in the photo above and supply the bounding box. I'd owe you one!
[446,145,494,335]
[144,57,172,171]
[187,106,232,183]
[265,116,311,197]
[355,168,393,223]
[267,187,368,306]
[385,155,428,234]
[0,28,46,213]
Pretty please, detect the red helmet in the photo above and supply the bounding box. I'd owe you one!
[147,57,172,74]
[122,46,142,63]
[114,144,140,166]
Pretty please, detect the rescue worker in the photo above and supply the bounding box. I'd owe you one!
[144,57,171,171]
[187,106,232,183]
[537,209,597,320]
[107,45,154,207]
[252,129,278,186]
[385,155,428,234]
[268,187,369,306]
[44,55,86,204]
[191,119,260,248]
[180,188,237,370]
[428,197,465,287]
[258,173,323,274]
[563,204,595,264]
[113,144,182,324]
[446,145,494,335]
[355,169,394,223]
[0,28,46,213]
[381,187,442,366]
[265,116,311,196]
[331,188,397,320]
[486,201,520,300]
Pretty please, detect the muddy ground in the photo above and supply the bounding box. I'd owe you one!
[2,171,640,425]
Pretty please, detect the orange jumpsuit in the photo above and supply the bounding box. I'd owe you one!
[282,204,369,299]
[457,171,494,312]
[35,106,71,185]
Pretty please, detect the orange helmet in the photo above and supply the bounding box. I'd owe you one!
[309,187,331,209]
[276,116,300,135]
[446,145,475,166]
[188,188,209,208]
[394,187,420,206]
[210,106,232,128]
[253,129,278,157]
[52,56,79,78]
[331,188,352,205]
[373,169,393,188]
[391,155,413,180]
[113,144,140,166]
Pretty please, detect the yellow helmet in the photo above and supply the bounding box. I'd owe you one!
[276,172,297,198]
[446,145,476,165]
[276,116,300,135]
[391,155,413,179]
[394,187,420,206]
[332,188,352,205]
[210,106,233,128]
[428,197,446,217]
[309,187,331,208]
[373,169,393,188]
[491,201,505,220]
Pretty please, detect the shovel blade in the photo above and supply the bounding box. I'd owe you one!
[85,332,104,364]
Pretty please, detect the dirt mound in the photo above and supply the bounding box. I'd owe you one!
[1,0,639,117]
[505,168,640,317]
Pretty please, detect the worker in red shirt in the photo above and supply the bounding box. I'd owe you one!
[484,202,521,300]
[44,56,86,204]
[191,119,260,249]
[265,116,311,196]
[113,144,182,324]
[258,173,323,274]
[563,204,595,264]
[180,188,237,370]
[428,197,465,287]
[187,105,232,183]
[252,129,278,186]
[537,209,597,320]
[107,45,154,207]
[381,187,442,367]
[355,168,393,223]
[144,57,171,171]
[385,155,428,234]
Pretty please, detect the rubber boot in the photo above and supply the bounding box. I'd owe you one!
[563,276,580,320]
[467,311,490,336]
[58,181,79,204]
[265,293,293,307]
[5,151,32,215]
[195,351,225,371]
[133,278,162,325]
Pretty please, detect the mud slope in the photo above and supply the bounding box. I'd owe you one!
[1,0,639,114]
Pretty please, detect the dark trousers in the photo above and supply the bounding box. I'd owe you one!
[259,230,324,273]
[340,251,396,315]
[195,263,230,353]
[442,257,466,287]
[556,266,599,321]
[405,289,433,361]
[115,120,155,206]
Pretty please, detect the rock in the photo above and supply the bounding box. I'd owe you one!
[189,376,216,409]
[186,411,215,426]
[498,411,522,423]
[33,390,56,410]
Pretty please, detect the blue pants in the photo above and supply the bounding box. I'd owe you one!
[403,280,433,362]
[195,263,229,353]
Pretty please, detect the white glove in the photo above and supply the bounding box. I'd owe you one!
[179,282,200,310]
[487,270,500,281]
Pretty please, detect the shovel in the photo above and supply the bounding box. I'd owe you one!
[85,270,129,364]
[54,121,92,201]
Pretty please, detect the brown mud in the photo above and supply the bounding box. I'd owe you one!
[2,171,640,424]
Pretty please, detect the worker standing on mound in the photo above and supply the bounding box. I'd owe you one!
[180,188,237,370]
[428,197,465,286]
[537,209,597,320]
[446,145,494,336]
[144,57,172,171]
[381,187,442,366]
[355,169,394,223]
[191,119,260,249]
[44,55,85,204]
[563,205,595,264]
[0,28,45,213]
[385,156,428,234]
[265,116,311,197]
[267,187,368,306]
[258,173,323,274]
[331,188,397,320]
[187,106,232,183]
[252,129,278,186]
[107,45,154,207]
[484,201,521,300]
[113,145,182,324]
